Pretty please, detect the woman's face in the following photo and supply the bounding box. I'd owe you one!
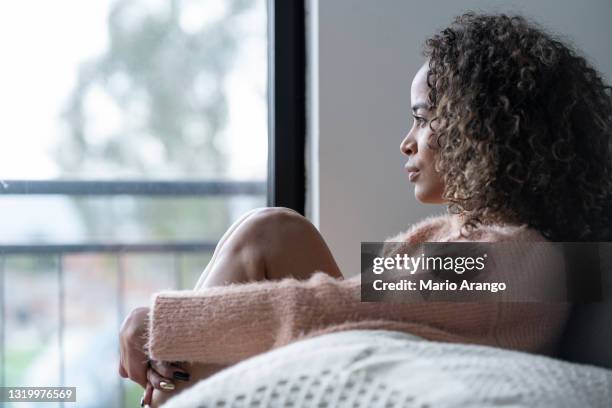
[400,63,445,204]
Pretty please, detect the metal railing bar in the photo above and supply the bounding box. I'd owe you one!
[57,255,65,403]
[0,180,266,196]
[0,242,217,255]
[117,254,125,408]
[174,253,183,290]
[0,256,4,390]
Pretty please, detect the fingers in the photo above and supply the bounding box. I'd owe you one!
[147,367,175,391]
[126,355,148,388]
[118,307,150,388]
[142,382,153,407]
[118,362,128,378]
[118,346,146,386]
[150,360,191,382]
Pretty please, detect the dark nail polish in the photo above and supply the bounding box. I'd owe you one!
[140,396,145,407]
[173,371,190,381]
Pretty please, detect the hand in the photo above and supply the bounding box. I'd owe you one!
[142,361,191,407]
[119,306,150,388]
[148,360,191,391]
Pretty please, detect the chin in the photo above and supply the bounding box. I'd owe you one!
[415,194,436,204]
[414,186,444,204]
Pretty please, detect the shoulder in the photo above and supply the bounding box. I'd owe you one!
[384,213,458,244]
[386,212,548,244]
[461,221,548,243]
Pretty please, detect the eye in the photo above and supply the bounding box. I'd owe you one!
[413,115,428,128]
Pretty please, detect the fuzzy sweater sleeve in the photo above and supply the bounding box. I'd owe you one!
[145,271,507,364]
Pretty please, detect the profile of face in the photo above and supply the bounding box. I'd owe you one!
[400,63,445,204]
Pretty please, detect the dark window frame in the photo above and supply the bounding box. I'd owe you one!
[267,0,307,214]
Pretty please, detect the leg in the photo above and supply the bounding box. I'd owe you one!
[150,207,342,407]
[201,206,343,287]
[192,207,269,291]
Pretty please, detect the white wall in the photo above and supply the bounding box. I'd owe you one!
[306,0,612,276]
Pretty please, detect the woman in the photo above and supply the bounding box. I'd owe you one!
[119,12,612,407]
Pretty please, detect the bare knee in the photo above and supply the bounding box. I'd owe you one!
[207,207,340,284]
[227,207,306,238]
[249,206,309,230]
[244,207,342,280]
[224,207,311,260]
[205,207,308,282]
[251,206,304,222]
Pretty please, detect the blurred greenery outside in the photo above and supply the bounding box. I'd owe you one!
[2,0,267,406]
[60,0,261,241]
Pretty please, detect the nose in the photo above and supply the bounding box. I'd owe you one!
[400,131,416,156]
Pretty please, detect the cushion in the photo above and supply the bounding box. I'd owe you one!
[161,330,612,408]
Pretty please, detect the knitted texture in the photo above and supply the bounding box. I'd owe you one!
[145,213,570,364]
[160,330,612,408]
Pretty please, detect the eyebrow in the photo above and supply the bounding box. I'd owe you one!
[411,102,430,112]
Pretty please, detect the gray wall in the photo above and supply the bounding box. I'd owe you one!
[307,0,612,276]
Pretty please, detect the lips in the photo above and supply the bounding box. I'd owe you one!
[404,164,420,182]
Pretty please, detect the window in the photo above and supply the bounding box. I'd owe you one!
[0,1,305,406]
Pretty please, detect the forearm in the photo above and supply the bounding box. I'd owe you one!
[145,272,361,364]
[145,271,501,365]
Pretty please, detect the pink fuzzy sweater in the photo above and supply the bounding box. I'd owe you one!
[145,213,570,364]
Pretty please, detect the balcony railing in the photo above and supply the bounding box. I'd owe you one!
[0,180,266,407]
[0,180,266,196]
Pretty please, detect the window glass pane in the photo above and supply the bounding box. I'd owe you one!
[0,1,268,406]
[0,195,265,244]
[0,0,267,181]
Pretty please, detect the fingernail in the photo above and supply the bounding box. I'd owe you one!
[140,396,145,407]
[159,380,175,390]
[173,371,190,381]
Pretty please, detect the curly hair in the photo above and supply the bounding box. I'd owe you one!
[423,12,612,241]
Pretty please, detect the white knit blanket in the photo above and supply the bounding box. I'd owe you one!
[162,330,612,408]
